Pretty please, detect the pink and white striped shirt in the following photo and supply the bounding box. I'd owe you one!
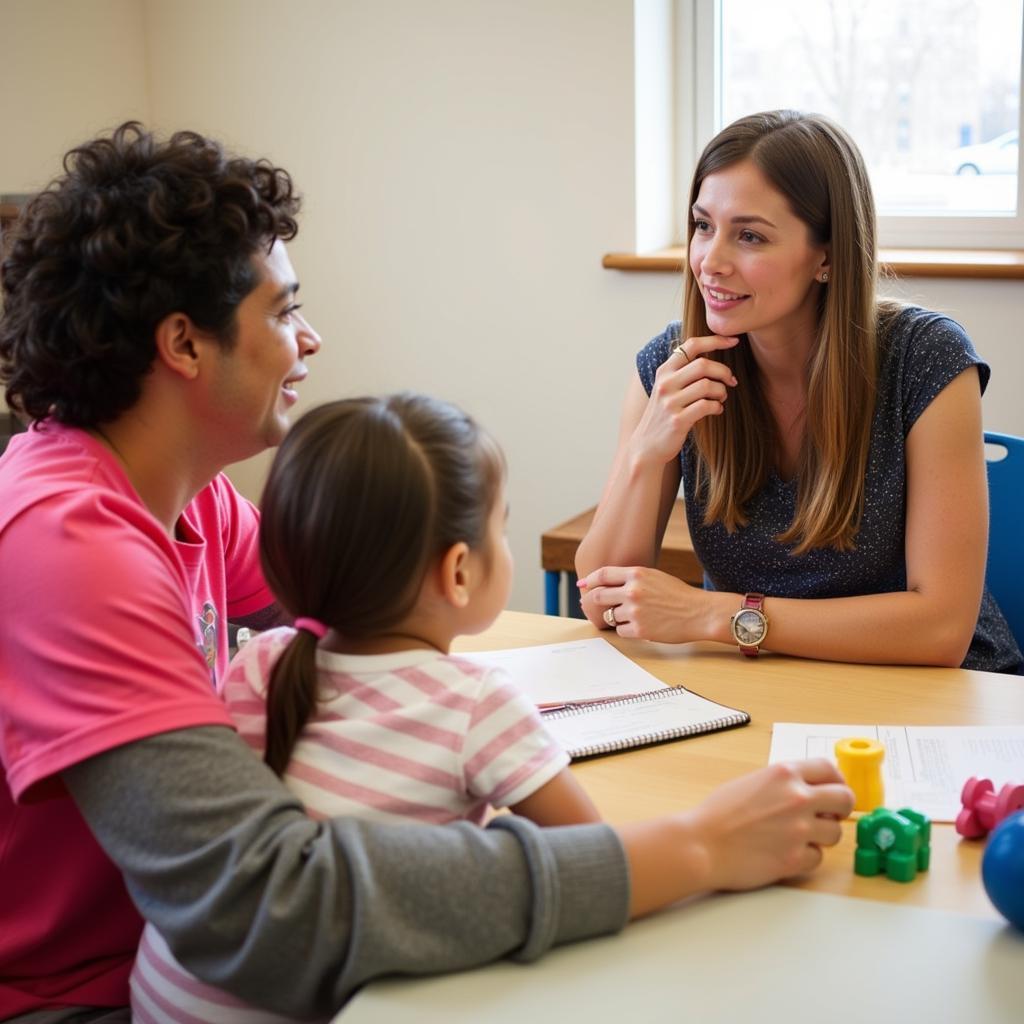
[130,628,568,1022]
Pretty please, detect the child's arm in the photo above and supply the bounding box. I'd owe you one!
[464,667,602,827]
[510,768,602,826]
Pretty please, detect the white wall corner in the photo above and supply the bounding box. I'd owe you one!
[634,0,676,252]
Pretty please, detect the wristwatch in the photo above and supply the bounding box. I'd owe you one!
[731,593,768,656]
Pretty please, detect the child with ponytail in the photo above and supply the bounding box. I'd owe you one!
[131,393,599,1021]
[130,392,852,1023]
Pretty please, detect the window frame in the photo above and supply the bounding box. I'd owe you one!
[664,0,1024,251]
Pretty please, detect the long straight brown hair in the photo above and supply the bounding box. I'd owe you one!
[686,110,893,553]
[257,393,505,776]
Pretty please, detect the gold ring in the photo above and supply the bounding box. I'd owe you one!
[603,606,618,627]
[672,339,691,364]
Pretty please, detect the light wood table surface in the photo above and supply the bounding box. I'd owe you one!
[454,610,1024,921]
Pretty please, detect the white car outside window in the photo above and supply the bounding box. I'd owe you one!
[950,130,1019,175]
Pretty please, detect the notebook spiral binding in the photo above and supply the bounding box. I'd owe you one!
[543,685,749,758]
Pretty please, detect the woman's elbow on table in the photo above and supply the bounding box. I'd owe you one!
[920,613,975,669]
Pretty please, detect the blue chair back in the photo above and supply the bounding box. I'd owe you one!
[985,431,1024,649]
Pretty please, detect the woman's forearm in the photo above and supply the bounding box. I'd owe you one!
[576,446,674,578]
[698,586,975,666]
[750,589,977,667]
[575,373,686,588]
[580,571,977,667]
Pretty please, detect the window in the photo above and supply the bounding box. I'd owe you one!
[658,0,1024,249]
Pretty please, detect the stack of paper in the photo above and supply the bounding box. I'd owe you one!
[769,722,1024,821]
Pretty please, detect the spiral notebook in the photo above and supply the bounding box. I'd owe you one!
[541,685,750,760]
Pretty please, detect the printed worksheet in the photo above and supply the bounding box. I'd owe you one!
[769,723,1024,821]
[459,638,668,706]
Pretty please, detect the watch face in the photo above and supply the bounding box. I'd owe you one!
[734,609,767,646]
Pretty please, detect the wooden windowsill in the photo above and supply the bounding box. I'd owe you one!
[0,203,20,237]
[603,246,1024,280]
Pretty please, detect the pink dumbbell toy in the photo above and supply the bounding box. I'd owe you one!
[955,776,1024,838]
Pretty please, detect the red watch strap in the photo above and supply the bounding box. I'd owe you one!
[739,593,765,656]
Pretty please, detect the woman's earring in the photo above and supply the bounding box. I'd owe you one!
[820,272,830,283]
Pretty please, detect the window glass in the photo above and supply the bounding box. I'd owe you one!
[718,0,1022,218]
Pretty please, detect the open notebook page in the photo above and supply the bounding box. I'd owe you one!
[459,638,667,706]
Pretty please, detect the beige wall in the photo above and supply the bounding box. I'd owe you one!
[142,0,645,614]
[0,0,149,414]
[5,0,1024,612]
[0,0,150,190]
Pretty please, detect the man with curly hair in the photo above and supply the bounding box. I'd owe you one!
[0,124,630,1020]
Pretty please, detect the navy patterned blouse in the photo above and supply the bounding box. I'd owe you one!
[635,306,1022,674]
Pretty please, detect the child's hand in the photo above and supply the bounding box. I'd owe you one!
[686,759,853,891]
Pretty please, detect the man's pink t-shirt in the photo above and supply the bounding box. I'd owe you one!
[0,422,272,1016]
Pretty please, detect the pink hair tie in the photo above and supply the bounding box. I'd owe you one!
[293,617,328,639]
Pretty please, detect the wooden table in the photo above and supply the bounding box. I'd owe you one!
[541,498,703,616]
[343,612,1024,1022]
[454,610,1024,919]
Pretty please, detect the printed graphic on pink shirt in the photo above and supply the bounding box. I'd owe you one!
[196,601,218,685]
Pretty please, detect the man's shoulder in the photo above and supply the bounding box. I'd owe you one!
[0,429,181,585]
[0,422,139,530]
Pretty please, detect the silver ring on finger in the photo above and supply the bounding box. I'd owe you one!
[672,339,691,364]
[603,606,618,628]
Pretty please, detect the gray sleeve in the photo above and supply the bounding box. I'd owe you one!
[61,726,629,1017]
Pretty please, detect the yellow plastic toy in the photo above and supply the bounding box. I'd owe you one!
[835,737,885,813]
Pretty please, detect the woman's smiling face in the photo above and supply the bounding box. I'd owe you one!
[688,159,830,346]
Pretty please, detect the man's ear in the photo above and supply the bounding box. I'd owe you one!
[437,541,472,609]
[154,312,202,380]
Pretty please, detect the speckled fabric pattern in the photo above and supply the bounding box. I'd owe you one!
[635,306,1022,673]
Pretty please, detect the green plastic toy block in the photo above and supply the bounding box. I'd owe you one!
[854,807,931,882]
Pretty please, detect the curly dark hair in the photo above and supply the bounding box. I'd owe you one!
[0,122,301,426]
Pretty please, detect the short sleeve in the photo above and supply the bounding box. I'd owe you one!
[896,311,990,434]
[635,321,682,397]
[460,668,569,809]
[0,492,232,801]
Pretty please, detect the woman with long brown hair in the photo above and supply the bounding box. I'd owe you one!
[577,110,1020,673]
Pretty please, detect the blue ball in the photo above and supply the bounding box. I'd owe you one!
[982,810,1024,931]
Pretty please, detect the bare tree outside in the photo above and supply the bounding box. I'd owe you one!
[716,0,1021,215]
